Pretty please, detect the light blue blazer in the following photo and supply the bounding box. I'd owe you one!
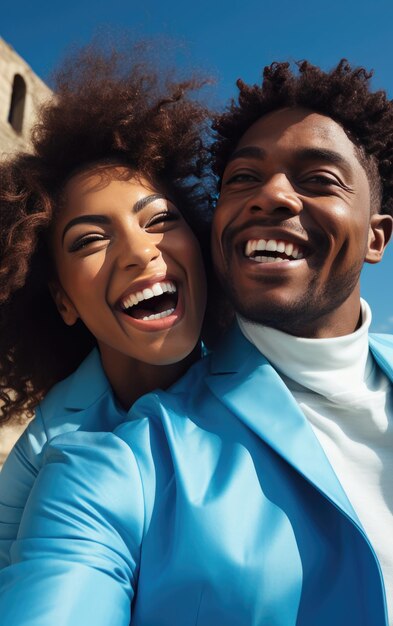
[0,325,391,625]
[0,348,125,568]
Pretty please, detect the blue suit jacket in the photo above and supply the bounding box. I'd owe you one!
[0,325,391,625]
[0,348,125,568]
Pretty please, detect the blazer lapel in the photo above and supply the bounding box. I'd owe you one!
[63,348,111,410]
[369,333,393,381]
[205,323,359,523]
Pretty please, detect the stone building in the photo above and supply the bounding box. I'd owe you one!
[0,36,51,157]
[0,37,51,468]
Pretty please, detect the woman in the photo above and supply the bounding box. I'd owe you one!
[0,44,214,567]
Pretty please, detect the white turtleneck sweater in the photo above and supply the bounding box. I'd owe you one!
[238,300,393,623]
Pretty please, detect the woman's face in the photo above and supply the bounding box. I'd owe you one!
[50,166,207,367]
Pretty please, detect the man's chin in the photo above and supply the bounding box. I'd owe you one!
[225,287,324,336]
[234,300,305,334]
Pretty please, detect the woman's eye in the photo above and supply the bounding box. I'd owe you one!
[146,210,180,229]
[69,234,107,252]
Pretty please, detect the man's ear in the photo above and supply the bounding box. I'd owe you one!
[365,213,393,264]
[48,280,79,326]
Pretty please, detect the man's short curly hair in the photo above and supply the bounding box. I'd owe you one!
[0,44,213,424]
[212,59,393,216]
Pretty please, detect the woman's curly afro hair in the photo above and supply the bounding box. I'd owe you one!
[0,43,214,424]
[213,59,393,216]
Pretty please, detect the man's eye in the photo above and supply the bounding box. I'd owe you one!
[226,173,259,184]
[69,234,106,252]
[302,175,338,186]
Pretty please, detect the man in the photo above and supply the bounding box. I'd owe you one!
[0,60,392,626]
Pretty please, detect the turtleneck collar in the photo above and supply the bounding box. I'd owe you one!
[237,299,374,401]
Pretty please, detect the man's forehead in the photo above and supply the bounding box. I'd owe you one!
[235,107,351,150]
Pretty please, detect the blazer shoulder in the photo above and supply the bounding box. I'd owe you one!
[38,375,75,424]
[21,349,114,464]
[8,375,80,474]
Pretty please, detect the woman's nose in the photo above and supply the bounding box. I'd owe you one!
[117,229,161,269]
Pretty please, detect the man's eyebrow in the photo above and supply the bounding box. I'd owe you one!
[294,148,354,176]
[227,146,354,177]
[227,146,266,163]
[62,194,166,242]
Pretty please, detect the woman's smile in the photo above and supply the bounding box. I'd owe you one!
[50,165,207,370]
[116,276,183,330]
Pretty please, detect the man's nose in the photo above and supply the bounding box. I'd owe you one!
[244,173,302,216]
[117,229,161,269]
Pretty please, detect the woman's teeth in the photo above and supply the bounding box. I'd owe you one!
[121,281,177,310]
[244,238,304,262]
[142,308,175,321]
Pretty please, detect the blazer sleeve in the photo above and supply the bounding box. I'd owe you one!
[0,406,48,568]
[0,431,145,626]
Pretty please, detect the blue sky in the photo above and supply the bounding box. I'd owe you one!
[2,0,393,330]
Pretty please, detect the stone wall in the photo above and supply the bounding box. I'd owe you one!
[0,37,51,468]
[0,37,51,158]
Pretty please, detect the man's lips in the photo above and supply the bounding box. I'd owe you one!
[238,230,314,268]
[222,221,320,266]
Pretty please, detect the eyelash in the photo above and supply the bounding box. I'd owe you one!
[303,174,338,186]
[225,172,341,189]
[225,173,259,184]
[146,210,180,228]
[69,234,106,252]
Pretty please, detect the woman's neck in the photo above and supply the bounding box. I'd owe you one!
[98,344,201,410]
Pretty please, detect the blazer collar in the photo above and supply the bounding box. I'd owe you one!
[206,322,359,522]
[211,323,393,378]
[63,348,111,410]
[210,322,255,374]
[369,333,393,381]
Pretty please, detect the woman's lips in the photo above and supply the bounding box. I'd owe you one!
[118,285,184,331]
[119,279,177,311]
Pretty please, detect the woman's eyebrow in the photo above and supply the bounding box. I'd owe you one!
[133,193,166,214]
[62,194,167,242]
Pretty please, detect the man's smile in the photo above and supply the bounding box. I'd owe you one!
[224,226,317,273]
[244,238,306,263]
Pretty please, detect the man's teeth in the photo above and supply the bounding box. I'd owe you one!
[121,281,177,310]
[253,256,284,263]
[142,308,175,321]
[244,239,304,261]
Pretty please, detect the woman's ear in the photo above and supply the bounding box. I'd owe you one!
[48,280,79,326]
[365,213,393,264]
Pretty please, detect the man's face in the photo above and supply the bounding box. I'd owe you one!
[212,107,392,337]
